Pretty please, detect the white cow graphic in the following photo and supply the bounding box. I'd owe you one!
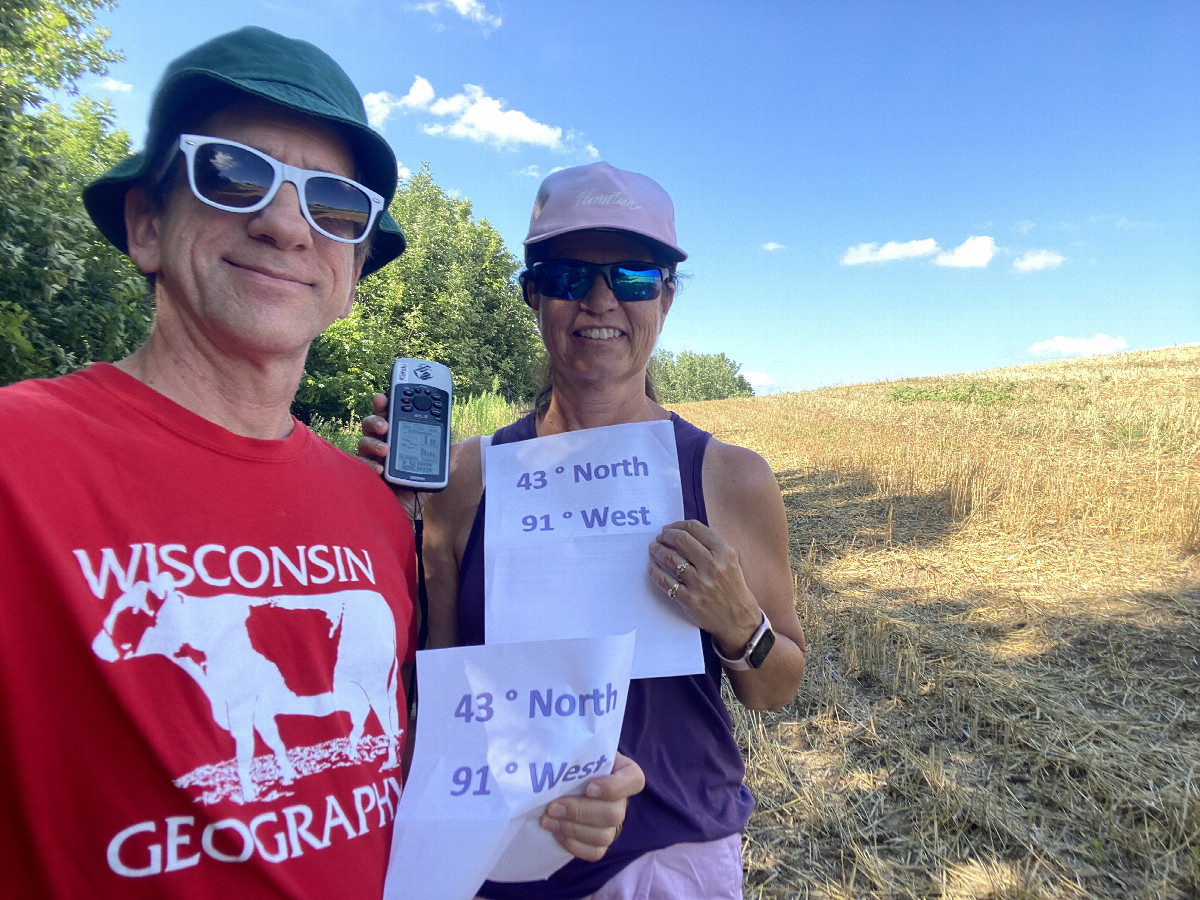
[92,575,402,803]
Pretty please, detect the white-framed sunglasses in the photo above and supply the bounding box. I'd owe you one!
[176,134,384,244]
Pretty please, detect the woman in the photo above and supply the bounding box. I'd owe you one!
[362,162,806,899]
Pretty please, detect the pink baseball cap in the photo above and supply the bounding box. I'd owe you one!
[524,162,687,263]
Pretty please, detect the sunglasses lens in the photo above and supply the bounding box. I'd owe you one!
[610,266,663,302]
[533,262,665,301]
[536,263,593,300]
[193,143,273,208]
[305,176,373,241]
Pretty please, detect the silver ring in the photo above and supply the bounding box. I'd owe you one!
[675,561,689,578]
[668,582,680,600]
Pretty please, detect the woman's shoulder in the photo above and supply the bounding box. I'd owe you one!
[450,435,485,492]
[701,437,788,547]
[424,436,484,525]
[701,436,783,519]
[703,436,776,488]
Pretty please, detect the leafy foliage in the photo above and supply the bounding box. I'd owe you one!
[650,349,754,403]
[296,164,543,423]
[0,0,148,385]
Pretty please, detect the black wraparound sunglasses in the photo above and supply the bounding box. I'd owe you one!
[528,259,672,303]
[176,134,384,243]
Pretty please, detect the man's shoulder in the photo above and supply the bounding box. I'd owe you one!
[0,367,102,419]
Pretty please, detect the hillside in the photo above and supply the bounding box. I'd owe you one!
[672,344,1200,899]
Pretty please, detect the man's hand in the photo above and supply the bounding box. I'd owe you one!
[539,753,644,862]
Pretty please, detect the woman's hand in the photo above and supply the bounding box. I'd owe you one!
[648,441,807,710]
[540,752,645,861]
[648,519,764,658]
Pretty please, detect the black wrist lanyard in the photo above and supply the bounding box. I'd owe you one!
[409,496,430,721]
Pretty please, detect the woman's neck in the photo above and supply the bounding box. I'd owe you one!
[537,379,670,435]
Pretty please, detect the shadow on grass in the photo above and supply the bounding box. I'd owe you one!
[740,572,1200,899]
[776,467,959,559]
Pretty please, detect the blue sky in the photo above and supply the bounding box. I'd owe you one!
[85,0,1198,393]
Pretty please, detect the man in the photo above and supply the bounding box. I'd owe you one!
[0,27,639,898]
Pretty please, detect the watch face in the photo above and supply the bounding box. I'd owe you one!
[747,627,776,669]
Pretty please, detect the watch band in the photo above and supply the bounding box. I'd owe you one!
[714,610,775,671]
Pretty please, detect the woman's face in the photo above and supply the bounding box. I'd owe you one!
[527,231,674,394]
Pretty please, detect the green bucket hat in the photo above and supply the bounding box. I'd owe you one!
[83,26,405,279]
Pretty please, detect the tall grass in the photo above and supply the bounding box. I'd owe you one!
[450,389,520,443]
[309,387,520,453]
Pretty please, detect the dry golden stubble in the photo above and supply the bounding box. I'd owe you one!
[675,344,1200,899]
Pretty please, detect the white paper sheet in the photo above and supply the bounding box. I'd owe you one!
[483,420,703,679]
[383,633,635,900]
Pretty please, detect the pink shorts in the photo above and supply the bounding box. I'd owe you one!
[579,833,744,900]
[475,833,744,900]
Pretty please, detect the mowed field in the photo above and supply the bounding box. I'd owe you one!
[671,344,1200,899]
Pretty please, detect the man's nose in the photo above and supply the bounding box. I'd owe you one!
[247,180,312,247]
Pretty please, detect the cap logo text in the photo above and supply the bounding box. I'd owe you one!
[574,189,642,210]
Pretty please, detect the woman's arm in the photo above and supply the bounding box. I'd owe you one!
[648,440,806,710]
[418,436,483,648]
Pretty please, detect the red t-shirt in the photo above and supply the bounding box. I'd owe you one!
[0,364,417,898]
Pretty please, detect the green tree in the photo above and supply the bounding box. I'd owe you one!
[0,0,148,385]
[650,349,754,403]
[296,164,543,422]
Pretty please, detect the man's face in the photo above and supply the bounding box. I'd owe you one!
[125,103,365,366]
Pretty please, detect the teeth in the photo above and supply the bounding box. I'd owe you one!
[578,328,623,339]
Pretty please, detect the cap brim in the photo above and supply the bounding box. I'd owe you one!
[524,226,687,264]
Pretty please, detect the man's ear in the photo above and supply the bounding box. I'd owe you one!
[125,186,162,276]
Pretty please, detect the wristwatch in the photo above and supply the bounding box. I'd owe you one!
[714,610,776,671]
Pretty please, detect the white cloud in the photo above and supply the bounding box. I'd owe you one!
[410,0,501,30]
[840,238,939,266]
[425,84,564,150]
[1013,249,1065,273]
[934,235,995,268]
[368,77,593,154]
[397,162,412,182]
[446,0,502,28]
[1013,220,1036,235]
[1028,333,1129,358]
[762,242,786,252]
[98,76,132,93]
[363,77,436,128]
[742,371,783,394]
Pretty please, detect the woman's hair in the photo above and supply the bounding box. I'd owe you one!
[523,233,677,420]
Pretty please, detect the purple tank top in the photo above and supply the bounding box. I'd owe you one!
[459,412,754,899]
